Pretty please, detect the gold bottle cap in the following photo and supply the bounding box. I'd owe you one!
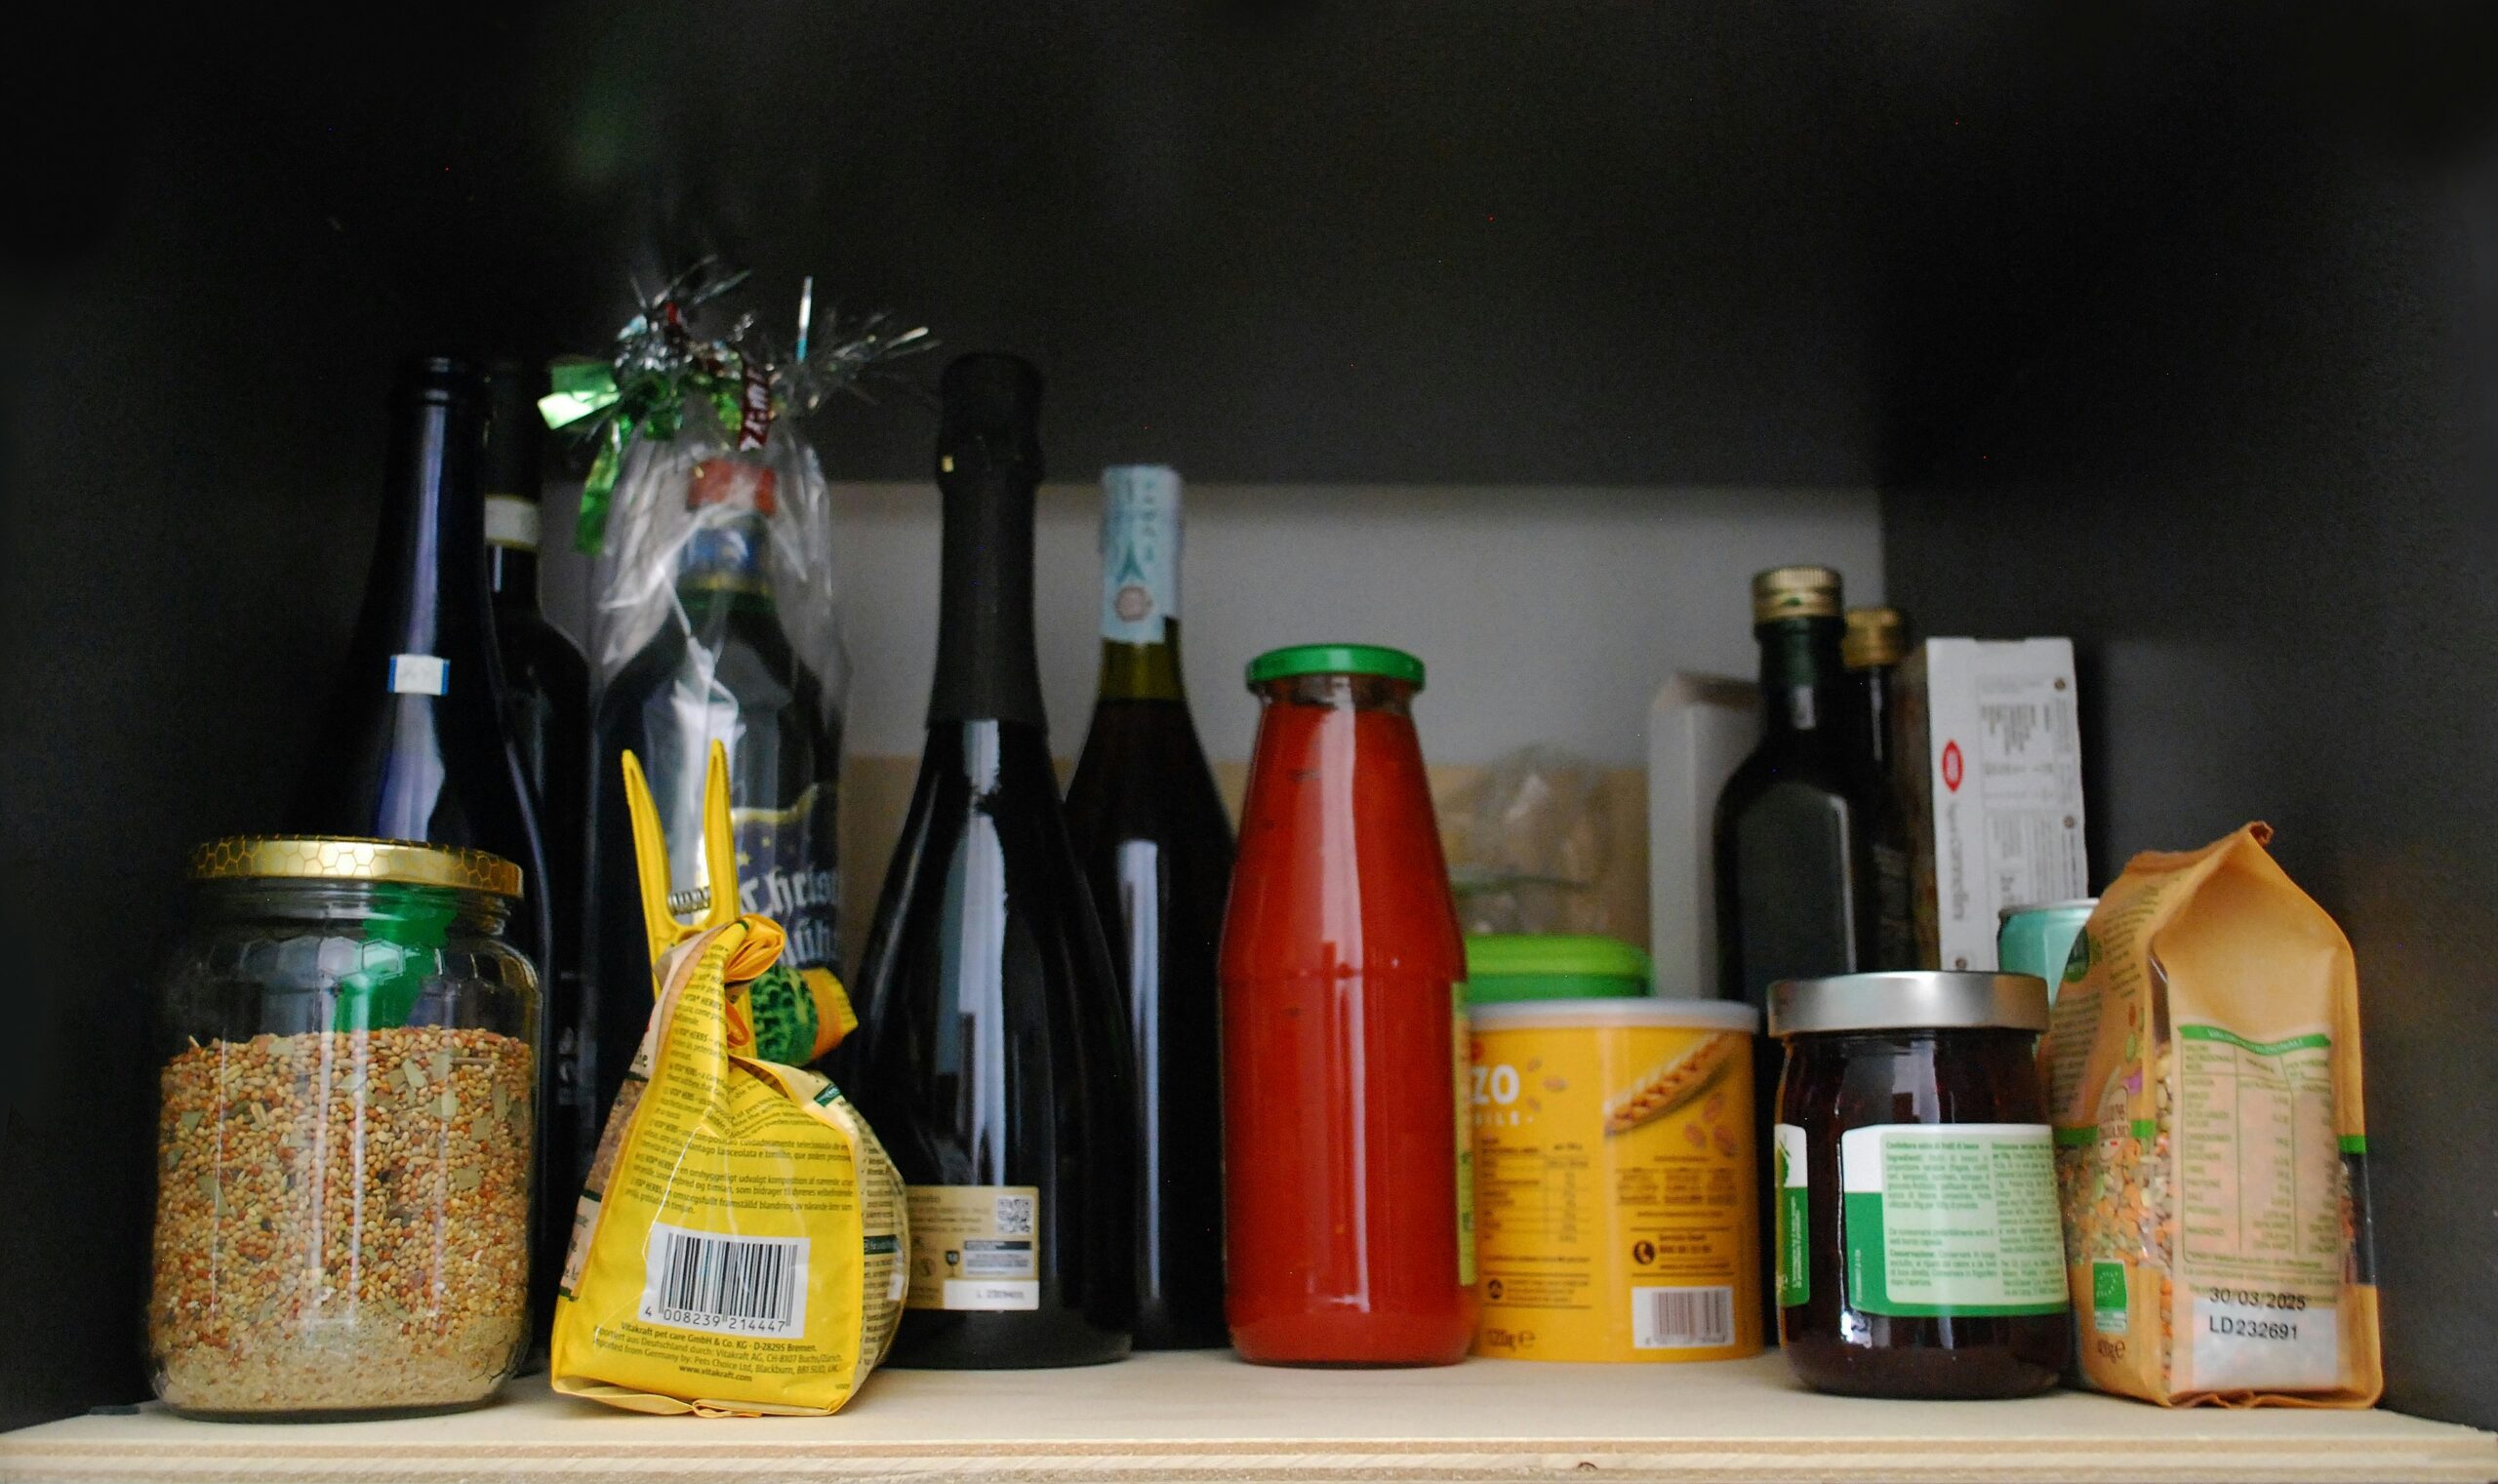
[189,836,524,899]
[1751,565,1841,623]
[1842,606,1910,668]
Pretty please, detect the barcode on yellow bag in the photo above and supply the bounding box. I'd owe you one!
[1632,1285,1733,1349]
[638,1223,810,1338]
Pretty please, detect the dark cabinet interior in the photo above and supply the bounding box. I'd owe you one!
[4,3,2490,1432]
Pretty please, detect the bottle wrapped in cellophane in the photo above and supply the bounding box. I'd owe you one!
[541,263,928,1149]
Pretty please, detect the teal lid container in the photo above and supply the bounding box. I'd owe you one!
[1463,934,1653,1006]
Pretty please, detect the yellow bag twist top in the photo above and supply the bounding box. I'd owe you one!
[552,742,907,1417]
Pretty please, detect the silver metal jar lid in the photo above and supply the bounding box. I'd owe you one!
[1767,971,2050,1036]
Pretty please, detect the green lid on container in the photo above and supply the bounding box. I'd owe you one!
[1245,643,1426,691]
[1463,934,1653,1005]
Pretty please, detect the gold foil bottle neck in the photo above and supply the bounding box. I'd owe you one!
[1842,606,1910,668]
[189,836,524,899]
[1751,565,1842,623]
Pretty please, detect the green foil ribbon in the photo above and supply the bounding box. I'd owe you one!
[541,348,764,554]
[541,260,931,554]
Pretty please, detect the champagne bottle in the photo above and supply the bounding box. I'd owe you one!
[1064,465,1233,1349]
[295,354,554,982]
[483,361,594,1333]
[584,457,843,1132]
[846,354,1135,1368]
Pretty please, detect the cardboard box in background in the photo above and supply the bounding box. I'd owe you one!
[1896,638,2088,970]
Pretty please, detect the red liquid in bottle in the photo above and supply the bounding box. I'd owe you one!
[1221,663,1475,1366]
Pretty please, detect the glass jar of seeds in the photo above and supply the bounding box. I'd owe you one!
[148,836,538,1420]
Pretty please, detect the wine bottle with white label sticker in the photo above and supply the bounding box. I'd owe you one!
[295,354,552,983]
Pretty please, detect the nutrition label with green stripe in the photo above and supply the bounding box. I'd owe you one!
[2176,1025,2342,1294]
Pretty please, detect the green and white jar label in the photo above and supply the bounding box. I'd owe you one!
[1839,1123,2069,1317]
[1774,1123,1810,1307]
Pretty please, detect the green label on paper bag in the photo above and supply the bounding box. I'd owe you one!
[2093,1260,2130,1334]
[1838,1124,2069,1317]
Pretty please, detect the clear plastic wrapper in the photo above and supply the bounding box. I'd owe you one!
[1443,745,1620,936]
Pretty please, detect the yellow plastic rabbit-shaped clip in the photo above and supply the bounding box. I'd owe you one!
[620,741,745,979]
[616,740,856,1061]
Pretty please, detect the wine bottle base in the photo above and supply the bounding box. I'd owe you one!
[887,1309,1134,1370]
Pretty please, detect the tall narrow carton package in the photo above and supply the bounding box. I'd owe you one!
[1895,638,2088,970]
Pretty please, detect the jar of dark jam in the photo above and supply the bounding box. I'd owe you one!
[1768,971,2069,1399]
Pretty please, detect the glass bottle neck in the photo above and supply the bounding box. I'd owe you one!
[1755,618,1850,740]
[931,466,1046,728]
[1096,623,1189,702]
[676,516,774,602]
[362,379,492,663]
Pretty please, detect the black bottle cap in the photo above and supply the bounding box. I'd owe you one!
[481,360,544,501]
[937,353,1044,482]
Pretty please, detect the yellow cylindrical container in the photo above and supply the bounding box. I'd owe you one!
[1470,999,1762,1362]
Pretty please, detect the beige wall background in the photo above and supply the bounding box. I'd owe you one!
[545,481,1882,971]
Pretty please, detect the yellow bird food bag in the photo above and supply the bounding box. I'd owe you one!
[551,745,906,1416]
[2043,823,2381,1407]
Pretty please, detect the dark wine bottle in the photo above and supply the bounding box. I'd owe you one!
[295,354,554,981]
[1841,605,1914,970]
[584,457,843,1133]
[1063,465,1232,1350]
[482,361,594,1336]
[846,354,1135,1368]
[1712,564,1881,1336]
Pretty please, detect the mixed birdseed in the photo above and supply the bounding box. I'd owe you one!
[149,1026,533,1415]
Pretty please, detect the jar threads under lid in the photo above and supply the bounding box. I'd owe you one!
[189,835,524,899]
[1768,970,2048,1036]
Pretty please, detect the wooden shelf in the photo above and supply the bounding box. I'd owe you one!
[6,1352,2492,1484]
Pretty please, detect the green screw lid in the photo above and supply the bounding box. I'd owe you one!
[1245,643,1426,691]
[1463,934,1653,1004]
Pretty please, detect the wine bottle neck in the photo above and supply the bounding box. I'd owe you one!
[931,464,1047,727]
[1755,617,1850,740]
[1097,625,1189,702]
[363,371,492,668]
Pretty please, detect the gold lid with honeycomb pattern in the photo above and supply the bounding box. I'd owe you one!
[189,836,524,898]
[1752,565,1842,623]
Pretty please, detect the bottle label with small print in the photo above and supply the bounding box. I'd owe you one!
[1838,1122,2068,1316]
[906,1185,1040,1311]
[728,787,840,974]
[1100,466,1180,644]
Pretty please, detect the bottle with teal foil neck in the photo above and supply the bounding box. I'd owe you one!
[1066,465,1234,1348]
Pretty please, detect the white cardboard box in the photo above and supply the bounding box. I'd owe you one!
[1896,638,2089,970]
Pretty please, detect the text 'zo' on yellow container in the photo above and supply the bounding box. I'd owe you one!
[1469,997,1762,1362]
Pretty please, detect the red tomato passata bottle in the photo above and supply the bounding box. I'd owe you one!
[1221,643,1475,1366]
